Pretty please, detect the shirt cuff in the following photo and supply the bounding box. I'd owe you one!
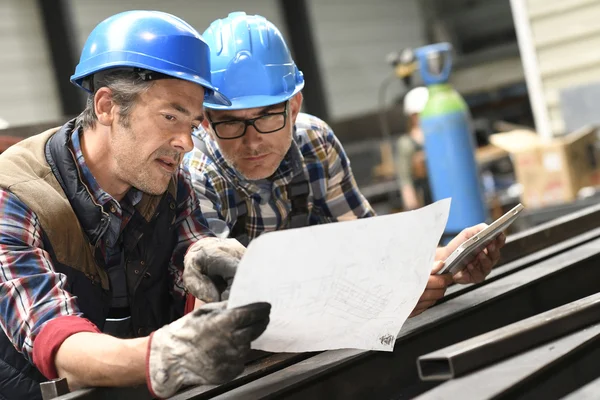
[32,315,101,379]
[184,293,196,315]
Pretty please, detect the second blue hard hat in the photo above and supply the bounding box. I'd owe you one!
[202,12,305,110]
[71,10,231,106]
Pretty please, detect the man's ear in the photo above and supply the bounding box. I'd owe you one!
[94,87,116,126]
[289,92,303,123]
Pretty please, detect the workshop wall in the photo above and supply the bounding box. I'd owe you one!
[514,0,600,136]
[68,0,288,51]
[307,0,426,121]
[531,0,600,136]
[0,0,528,129]
[0,0,61,127]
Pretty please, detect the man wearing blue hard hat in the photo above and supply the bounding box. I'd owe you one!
[183,12,505,313]
[0,10,270,399]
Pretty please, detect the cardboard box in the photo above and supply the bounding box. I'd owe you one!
[490,126,600,208]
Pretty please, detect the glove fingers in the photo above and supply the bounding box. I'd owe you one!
[229,302,271,330]
[201,253,239,279]
[193,301,228,316]
[231,317,270,345]
[183,268,220,303]
[216,302,271,332]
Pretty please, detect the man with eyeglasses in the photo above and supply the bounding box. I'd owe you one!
[182,12,505,314]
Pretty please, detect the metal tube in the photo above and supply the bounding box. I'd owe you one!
[415,323,600,400]
[498,332,600,399]
[418,291,600,380]
[40,378,69,400]
[206,237,600,400]
[497,202,600,266]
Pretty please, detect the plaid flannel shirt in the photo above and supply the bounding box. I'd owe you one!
[0,127,204,365]
[183,112,375,240]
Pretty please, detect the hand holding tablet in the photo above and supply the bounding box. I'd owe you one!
[437,204,524,276]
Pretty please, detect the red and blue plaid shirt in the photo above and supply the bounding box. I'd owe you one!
[0,127,205,366]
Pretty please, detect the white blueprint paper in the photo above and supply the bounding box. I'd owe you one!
[227,199,451,352]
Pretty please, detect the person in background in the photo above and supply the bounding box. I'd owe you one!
[395,86,432,210]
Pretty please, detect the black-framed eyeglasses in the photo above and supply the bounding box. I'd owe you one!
[208,102,288,140]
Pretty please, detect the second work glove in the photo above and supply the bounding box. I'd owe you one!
[183,237,245,302]
[147,301,270,399]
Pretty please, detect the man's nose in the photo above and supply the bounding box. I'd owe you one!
[242,124,263,147]
[172,131,194,153]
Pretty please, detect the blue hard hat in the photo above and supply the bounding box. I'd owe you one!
[202,12,305,110]
[71,10,231,106]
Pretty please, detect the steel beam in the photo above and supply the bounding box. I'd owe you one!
[417,291,600,380]
[205,237,600,399]
[40,378,69,400]
[415,323,600,400]
[498,332,600,400]
[496,202,600,266]
[52,207,600,400]
[169,353,315,399]
[443,226,600,301]
[444,204,600,302]
[561,375,600,400]
[52,385,149,400]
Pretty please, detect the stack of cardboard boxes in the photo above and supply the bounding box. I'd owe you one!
[490,126,600,208]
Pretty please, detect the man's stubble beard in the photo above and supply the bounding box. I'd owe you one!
[111,123,179,195]
[221,135,292,181]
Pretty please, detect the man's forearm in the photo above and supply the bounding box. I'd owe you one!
[55,332,148,390]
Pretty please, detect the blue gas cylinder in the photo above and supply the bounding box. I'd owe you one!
[415,43,488,235]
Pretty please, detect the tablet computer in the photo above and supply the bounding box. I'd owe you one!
[437,203,524,275]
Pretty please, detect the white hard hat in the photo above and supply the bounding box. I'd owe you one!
[0,117,8,129]
[403,86,429,116]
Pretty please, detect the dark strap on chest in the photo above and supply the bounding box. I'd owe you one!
[192,136,309,246]
[286,172,310,229]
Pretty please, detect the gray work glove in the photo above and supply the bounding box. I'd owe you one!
[147,301,270,399]
[183,237,246,302]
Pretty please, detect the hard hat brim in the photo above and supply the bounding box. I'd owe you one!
[71,62,232,107]
[204,83,303,110]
